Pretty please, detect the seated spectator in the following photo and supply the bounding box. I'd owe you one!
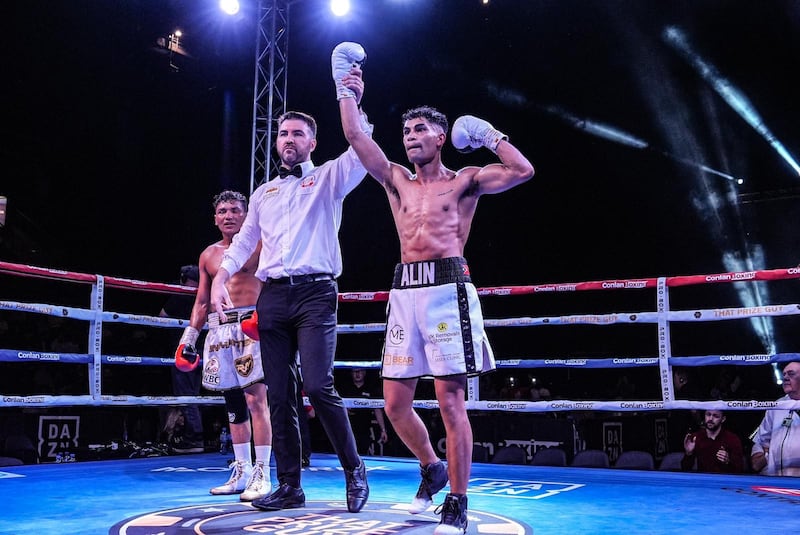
[709,366,743,400]
[337,368,388,455]
[529,376,552,401]
[681,409,744,473]
[750,361,800,476]
[668,367,703,451]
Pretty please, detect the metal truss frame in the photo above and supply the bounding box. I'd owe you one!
[249,0,292,194]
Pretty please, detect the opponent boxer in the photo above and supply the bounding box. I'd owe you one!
[334,42,534,534]
[174,190,272,502]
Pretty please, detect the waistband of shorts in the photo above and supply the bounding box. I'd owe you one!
[392,257,472,289]
[208,307,255,328]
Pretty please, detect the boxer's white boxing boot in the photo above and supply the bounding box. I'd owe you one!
[210,460,252,495]
[240,461,271,501]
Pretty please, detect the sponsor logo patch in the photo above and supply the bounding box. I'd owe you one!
[235,354,254,377]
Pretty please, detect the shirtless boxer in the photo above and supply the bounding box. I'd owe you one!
[333,42,535,534]
[174,190,272,501]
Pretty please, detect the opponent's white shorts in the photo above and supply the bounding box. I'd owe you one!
[201,307,265,391]
[381,257,495,379]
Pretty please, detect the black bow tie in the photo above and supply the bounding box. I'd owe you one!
[278,164,303,179]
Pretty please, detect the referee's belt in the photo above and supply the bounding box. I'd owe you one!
[267,273,335,285]
[392,257,472,289]
[208,308,255,328]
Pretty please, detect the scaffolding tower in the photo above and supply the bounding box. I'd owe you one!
[249,0,292,194]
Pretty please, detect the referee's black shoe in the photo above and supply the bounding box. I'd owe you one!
[252,483,305,511]
[345,461,369,513]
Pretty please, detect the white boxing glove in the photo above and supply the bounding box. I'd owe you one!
[451,115,508,154]
[331,41,366,100]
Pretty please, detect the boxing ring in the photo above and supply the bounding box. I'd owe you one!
[1,259,800,533]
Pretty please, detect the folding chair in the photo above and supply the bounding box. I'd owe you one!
[614,450,654,470]
[571,449,610,468]
[491,445,528,465]
[530,447,567,466]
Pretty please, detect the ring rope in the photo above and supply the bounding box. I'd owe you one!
[2,260,799,412]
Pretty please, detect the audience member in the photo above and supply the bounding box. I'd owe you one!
[529,378,552,402]
[673,367,703,402]
[668,367,703,451]
[610,374,637,400]
[337,368,388,455]
[159,264,204,454]
[499,374,529,400]
[709,366,744,400]
[681,409,744,473]
[750,360,800,476]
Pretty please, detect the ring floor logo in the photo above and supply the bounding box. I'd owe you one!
[110,501,534,534]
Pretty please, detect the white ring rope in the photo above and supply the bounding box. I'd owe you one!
[2,260,800,412]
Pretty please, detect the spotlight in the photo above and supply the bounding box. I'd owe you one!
[220,0,240,16]
[330,0,350,17]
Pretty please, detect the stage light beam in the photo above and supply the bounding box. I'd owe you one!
[663,26,800,177]
[543,105,649,149]
[533,102,742,183]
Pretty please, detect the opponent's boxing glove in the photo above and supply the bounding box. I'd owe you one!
[451,115,508,154]
[175,326,200,372]
[331,41,366,101]
[241,310,260,341]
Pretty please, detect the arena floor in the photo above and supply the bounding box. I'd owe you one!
[1,452,798,534]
